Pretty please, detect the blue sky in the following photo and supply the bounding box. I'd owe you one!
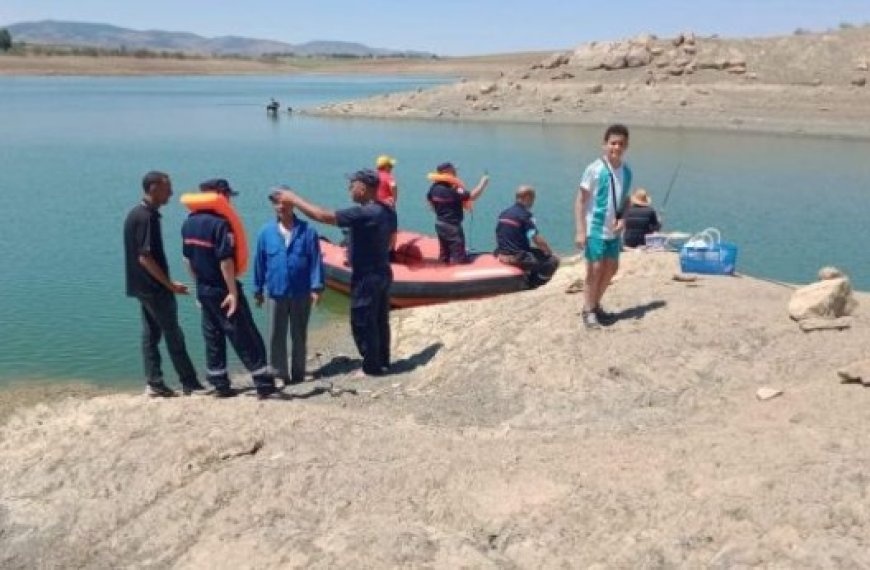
[2,0,870,56]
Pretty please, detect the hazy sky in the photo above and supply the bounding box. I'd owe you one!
[2,0,870,56]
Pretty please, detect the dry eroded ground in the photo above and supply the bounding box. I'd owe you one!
[2,253,870,568]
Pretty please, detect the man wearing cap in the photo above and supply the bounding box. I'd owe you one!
[253,192,324,386]
[375,155,399,208]
[272,169,397,376]
[494,186,560,288]
[181,178,278,398]
[123,170,204,397]
[426,162,489,264]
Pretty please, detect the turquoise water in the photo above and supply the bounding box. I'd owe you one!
[2,75,870,387]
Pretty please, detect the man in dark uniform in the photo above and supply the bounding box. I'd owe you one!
[426,162,489,264]
[272,169,397,376]
[181,178,278,398]
[494,185,560,288]
[123,170,204,397]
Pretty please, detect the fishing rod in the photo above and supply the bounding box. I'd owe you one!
[660,160,683,212]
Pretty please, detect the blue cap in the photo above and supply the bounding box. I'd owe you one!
[199,178,238,196]
[436,162,455,173]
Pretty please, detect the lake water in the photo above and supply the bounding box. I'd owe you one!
[2,75,870,387]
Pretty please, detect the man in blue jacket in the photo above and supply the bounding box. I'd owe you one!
[271,169,397,377]
[254,193,324,386]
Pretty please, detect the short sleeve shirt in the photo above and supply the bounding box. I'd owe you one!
[427,182,469,226]
[376,170,396,207]
[123,201,169,297]
[495,203,537,255]
[579,158,632,240]
[181,211,235,297]
[335,202,397,275]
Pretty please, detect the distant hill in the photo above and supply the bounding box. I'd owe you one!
[5,20,435,58]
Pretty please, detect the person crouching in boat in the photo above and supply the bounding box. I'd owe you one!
[494,185,560,288]
[181,178,278,399]
[271,169,398,377]
[253,192,325,387]
[426,162,489,264]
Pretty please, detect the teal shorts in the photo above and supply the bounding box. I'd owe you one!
[585,237,621,262]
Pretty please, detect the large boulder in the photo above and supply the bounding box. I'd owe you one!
[625,45,653,68]
[788,276,858,320]
[541,52,571,69]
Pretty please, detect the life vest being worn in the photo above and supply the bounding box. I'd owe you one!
[180,192,249,275]
[426,172,473,211]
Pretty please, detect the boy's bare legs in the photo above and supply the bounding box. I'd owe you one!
[596,258,619,308]
[583,260,602,313]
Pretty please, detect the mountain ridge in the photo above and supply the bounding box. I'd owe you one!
[4,20,435,58]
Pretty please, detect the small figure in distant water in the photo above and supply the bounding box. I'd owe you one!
[622,188,661,248]
[266,98,280,114]
[287,106,293,114]
[375,154,398,208]
[494,185,559,289]
[426,161,489,264]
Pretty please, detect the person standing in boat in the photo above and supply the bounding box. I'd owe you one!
[494,185,560,288]
[574,124,633,330]
[181,178,278,399]
[272,169,397,377]
[622,188,661,248]
[426,162,489,264]
[375,154,399,208]
[123,170,205,398]
[253,192,324,386]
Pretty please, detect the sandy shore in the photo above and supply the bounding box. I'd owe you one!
[3,253,870,567]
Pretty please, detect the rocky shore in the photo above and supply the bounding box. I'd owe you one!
[3,252,870,567]
[311,27,870,138]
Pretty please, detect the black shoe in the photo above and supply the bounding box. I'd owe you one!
[255,385,281,400]
[146,382,177,398]
[181,381,210,396]
[594,306,616,325]
[213,386,240,398]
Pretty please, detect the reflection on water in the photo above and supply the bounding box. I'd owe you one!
[2,75,870,385]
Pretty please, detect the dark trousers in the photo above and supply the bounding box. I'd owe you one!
[266,296,312,383]
[435,221,469,264]
[199,290,273,392]
[137,291,198,388]
[502,250,560,288]
[350,272,392,375]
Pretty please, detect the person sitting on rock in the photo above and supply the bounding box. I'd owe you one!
[494,185,559,288]
[426,162,489,264]
[623,188,662,248]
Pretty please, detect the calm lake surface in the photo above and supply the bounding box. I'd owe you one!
[2,75,869,387]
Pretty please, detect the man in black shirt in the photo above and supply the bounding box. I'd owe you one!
[272,169,398,376]
[123,171,203,397]
[494,185,559,288]
[426,162,489,264]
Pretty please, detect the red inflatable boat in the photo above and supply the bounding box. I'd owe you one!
[320,230,527,308]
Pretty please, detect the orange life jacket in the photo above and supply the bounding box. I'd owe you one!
[179,192,249,275]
